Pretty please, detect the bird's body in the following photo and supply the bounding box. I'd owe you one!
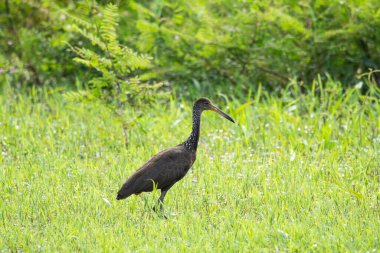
[116,145,196,199]
[117,98,234,210]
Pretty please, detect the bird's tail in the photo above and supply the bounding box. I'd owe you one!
[116,194,126,200]
[116,184,132,200]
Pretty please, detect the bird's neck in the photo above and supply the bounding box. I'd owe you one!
[184,108,202,151]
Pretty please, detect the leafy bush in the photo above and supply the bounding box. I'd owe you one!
[0,0,75,87]
[131,0,380,93]
[64,3,164,110]
[1,0,379,96]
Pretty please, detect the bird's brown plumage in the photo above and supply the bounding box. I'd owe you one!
[117,145,196,200]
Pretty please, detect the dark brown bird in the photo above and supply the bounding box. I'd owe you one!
[116,98,235,210]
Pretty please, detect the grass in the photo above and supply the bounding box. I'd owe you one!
[0,81,379,252]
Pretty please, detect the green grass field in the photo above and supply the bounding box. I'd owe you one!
[0,83,379,252]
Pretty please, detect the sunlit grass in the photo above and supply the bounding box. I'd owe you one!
[0,82,379,252]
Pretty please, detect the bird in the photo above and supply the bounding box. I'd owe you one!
[116,98,235,211]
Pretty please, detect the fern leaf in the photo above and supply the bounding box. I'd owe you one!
[65,12,94,30]
[100,4,119,45]
[71,25,107,50]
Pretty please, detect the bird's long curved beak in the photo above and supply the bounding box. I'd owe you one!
[211,105,235,123]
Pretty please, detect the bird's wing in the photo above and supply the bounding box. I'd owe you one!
[117,146,194,199]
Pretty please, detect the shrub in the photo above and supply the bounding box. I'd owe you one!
[64,3,164,110]
[0,0,75,87]
[130,0,380,93]
[1,0,379,96]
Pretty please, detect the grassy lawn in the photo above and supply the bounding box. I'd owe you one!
[0,83,379,252]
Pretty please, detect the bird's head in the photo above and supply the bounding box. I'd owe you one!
[194,98,235,123]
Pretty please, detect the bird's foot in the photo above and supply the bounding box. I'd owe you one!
[152,204,167,219]
[152,204,163,213]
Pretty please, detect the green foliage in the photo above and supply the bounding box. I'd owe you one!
[0,0,75,87]
[65,3,164,109]
[130,0,380,93]
[1,0,379,96]
[0,81,379,251]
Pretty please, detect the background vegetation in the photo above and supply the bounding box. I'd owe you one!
[0,0,379,252]
[1,0,380,96]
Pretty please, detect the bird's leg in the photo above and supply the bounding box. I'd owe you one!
[157,189,168,211]
[153,185,172,217]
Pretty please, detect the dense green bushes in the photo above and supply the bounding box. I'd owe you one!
[131,0,380,92]
[1,0,379,97]
[0,1,84,87]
